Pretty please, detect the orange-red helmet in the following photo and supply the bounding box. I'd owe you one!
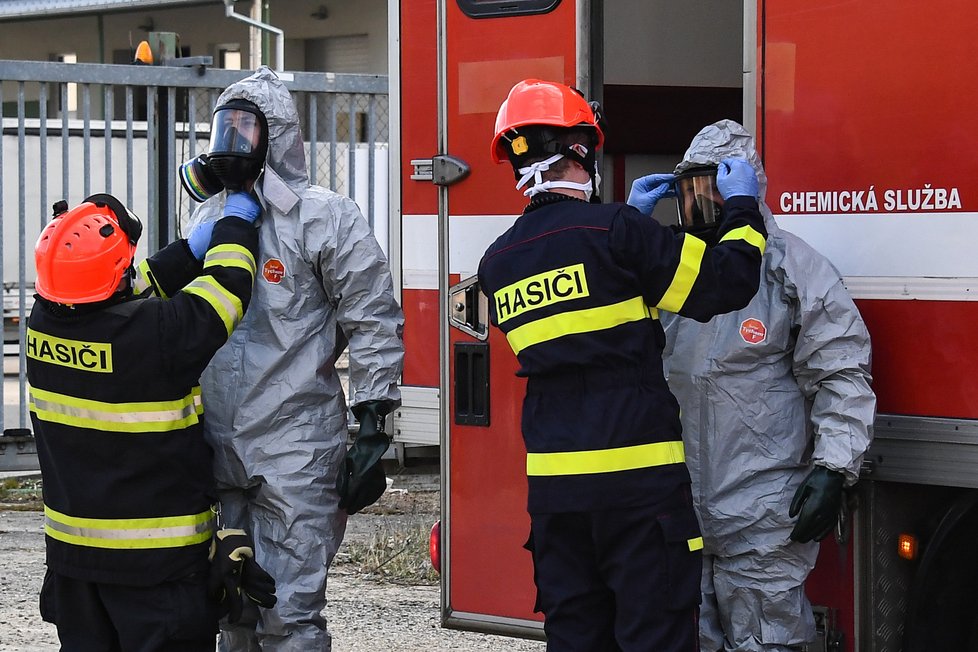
[35,194,142,304]
[491,79,605,164]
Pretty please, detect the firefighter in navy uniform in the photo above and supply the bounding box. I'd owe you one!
[477,79,768,651]
[28,191,269,651]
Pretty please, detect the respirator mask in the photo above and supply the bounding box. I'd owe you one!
[179,99,269,202]
[675,165,723,237]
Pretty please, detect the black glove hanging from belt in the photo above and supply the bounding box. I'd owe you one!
[207,529,278,624]
[336,399,394,515]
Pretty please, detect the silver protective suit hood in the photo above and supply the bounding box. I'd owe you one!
[187,67,404,651]
[661,120,876,649]
[674,119,779,235]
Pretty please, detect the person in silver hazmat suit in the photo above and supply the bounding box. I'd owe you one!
[651,120,876,651]
[184,66,405,651]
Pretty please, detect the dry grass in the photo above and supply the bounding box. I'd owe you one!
[343,486,440,585]
[345,521,439,585]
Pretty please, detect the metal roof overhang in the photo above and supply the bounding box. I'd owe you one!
[0,0,221,21]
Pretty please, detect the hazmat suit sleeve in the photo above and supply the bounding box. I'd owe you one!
[317,194,404,408]
[785,235,876,483]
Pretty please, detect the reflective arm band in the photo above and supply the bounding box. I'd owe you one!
[687,537,704,552]
[526,440,685,476]
[45,505,214,549]
[506,296,654,355]
[203,243,257,282]
[719,224,767,254]
[182,276,243,336]
[133,259,165,298]
[657,234,706,313]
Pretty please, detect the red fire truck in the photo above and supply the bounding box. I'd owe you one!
[389,1,978,650]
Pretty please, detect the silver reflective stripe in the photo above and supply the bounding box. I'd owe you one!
[44,505,215,550]
[29,386,201,433]
[204,244,257,280]
[32,397,197,423]
[183,276,242,335]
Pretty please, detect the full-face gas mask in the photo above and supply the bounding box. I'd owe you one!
[179,99,269,202]
[674,165,723,238]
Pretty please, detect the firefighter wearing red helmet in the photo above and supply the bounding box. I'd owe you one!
[478,79,770,651]
[28,191,274,650]
[490,78,606,202]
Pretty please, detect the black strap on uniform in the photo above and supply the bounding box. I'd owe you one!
[504,126,596,181]
[83,193,143,245]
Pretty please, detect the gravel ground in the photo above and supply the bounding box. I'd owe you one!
[0,472,546,652]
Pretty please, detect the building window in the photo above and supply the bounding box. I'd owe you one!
[217,45,242,70]
[55,53,77,115]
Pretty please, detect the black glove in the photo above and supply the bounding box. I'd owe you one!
[207,529,277,624]
[788,466,846,543]
[336,400,394,515]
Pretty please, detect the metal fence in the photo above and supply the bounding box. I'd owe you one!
[0,59,389,438]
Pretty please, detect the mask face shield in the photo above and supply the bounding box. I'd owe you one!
[209,106,264,157]
[206,101,269,192]
[675,165,723,233]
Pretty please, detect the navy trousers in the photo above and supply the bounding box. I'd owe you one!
[529,486,702,652]
[39,569,219,652]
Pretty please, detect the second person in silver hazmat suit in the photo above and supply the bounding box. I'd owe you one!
[185,67,405,651]
[655,120,876,651]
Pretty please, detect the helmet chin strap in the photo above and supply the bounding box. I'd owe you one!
[516,153,595,201]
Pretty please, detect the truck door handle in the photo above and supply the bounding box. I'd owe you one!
[448,275,489,340]
[410,154,470,186]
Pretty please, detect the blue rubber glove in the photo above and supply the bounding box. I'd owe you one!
[224,191,261,223]
[627,173,677,216]
[187,221,215,260]
[716,158,759,200]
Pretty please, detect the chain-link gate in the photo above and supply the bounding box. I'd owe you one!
[0,60,388,470]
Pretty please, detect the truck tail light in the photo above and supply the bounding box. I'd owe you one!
[430,520,441,573]
[897,533,919,560]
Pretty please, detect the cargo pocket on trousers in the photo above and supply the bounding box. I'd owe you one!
[38,569,58,624]
[657,508,703,611]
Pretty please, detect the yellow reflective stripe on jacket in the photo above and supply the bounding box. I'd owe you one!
[183,275,243,336]
[688,537,704,552]
[526,440,685,476]
[506,296,655,355]
[720,224,768,255]
[44,505,214,549]
[657,234,706,313]
[29,386,202,433]
[204,243,257,282]
[132,259,164,297]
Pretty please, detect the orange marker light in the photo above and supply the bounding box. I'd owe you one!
[134,41,154,65]
[897,533,918,561]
